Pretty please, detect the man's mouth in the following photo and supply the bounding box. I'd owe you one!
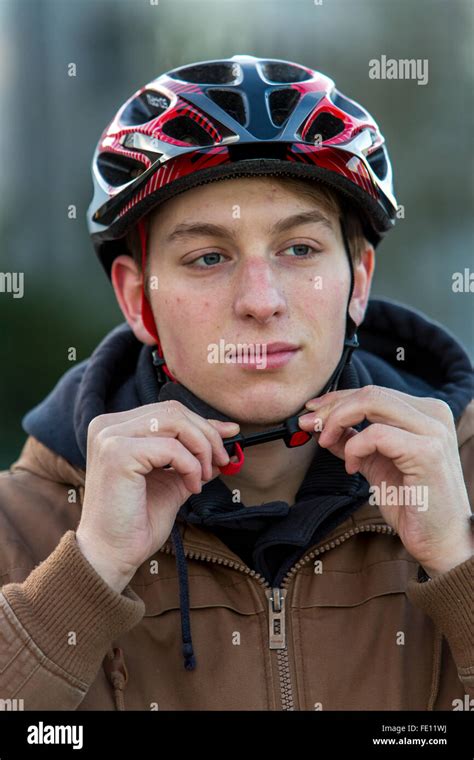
[237,342,301,370]
[265,342,300,354]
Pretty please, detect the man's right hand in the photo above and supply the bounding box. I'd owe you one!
[76,400,240,592]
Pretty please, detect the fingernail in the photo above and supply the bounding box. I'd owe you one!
[305,400,321,410]
[299,412,315,423]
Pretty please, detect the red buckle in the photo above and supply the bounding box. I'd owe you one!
[287,430,311,447]
[218,442,245,475]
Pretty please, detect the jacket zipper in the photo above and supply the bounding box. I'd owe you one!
[159,523,395,710]
[266,587,286,649]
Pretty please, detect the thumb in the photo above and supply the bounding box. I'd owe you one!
[207,419,240,436]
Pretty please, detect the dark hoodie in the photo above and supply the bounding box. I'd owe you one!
[22,298,473,671]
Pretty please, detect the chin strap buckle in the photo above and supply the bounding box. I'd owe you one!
[218,442,245,475]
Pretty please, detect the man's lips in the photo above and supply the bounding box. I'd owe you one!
[234,343,301,370]
[265,342,300,354]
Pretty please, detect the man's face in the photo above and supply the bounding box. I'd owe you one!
[146,177,355,428]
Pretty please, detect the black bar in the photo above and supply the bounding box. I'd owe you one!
[0,710,471,758]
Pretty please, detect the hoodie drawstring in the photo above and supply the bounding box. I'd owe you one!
[104,524,196,709]
[103,646,128,711]
[171,523,197,671]
[427,628,443,710]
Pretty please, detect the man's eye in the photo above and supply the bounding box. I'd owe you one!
[187,244,320,268]
[282,244,320,258]
[188,252,226,268]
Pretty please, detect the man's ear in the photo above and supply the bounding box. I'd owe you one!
[111,255,155,346]
[348,244,375,327]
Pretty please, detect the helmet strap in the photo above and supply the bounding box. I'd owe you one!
[315,217,359,396]
[138,218,177,382]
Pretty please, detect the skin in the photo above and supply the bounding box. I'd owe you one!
[112,177,373,507]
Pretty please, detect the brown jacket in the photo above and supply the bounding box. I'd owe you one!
[0,402,473,711]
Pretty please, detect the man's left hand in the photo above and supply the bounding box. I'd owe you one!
[298,386,473,577]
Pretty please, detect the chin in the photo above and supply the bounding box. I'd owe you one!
[218,391,307,427]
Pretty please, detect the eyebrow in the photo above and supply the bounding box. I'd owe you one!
[164,210,336,244]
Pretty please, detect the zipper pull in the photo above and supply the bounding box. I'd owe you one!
[266,587,286,649]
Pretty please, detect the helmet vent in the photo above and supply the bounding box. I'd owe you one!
[120,91,171,126]
[261,61,312,83]
[367,146,388,179]
[303,111,345,143]
[171,62,241,85]
[97,153,146,187]
[268,88,301,126]
[206,89,246,125]
[161,116,215,146]
[330,91,367,120]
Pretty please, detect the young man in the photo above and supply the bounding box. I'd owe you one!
[0,56,472,711]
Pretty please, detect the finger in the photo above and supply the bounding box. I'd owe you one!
[153,407,241,462]
[152,411,239,469]
[89,400,240,446]
[320,426,358,462]
[108,436,205,494]
[206,419,242,463]
[305,387,455,430]
[342,423,424,475]
[304,388,359,410]
[95,410,231,481]
[301,387,443,447]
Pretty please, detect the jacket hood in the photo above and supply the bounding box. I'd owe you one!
[19,297,473,673]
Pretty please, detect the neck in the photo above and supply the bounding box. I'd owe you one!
[219,429,318,507]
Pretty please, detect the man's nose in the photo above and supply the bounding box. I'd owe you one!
[232,257,287,323]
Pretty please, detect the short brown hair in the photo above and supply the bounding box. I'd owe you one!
[125,176,368,273]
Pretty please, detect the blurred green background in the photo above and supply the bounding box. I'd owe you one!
[0,0,473,468]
